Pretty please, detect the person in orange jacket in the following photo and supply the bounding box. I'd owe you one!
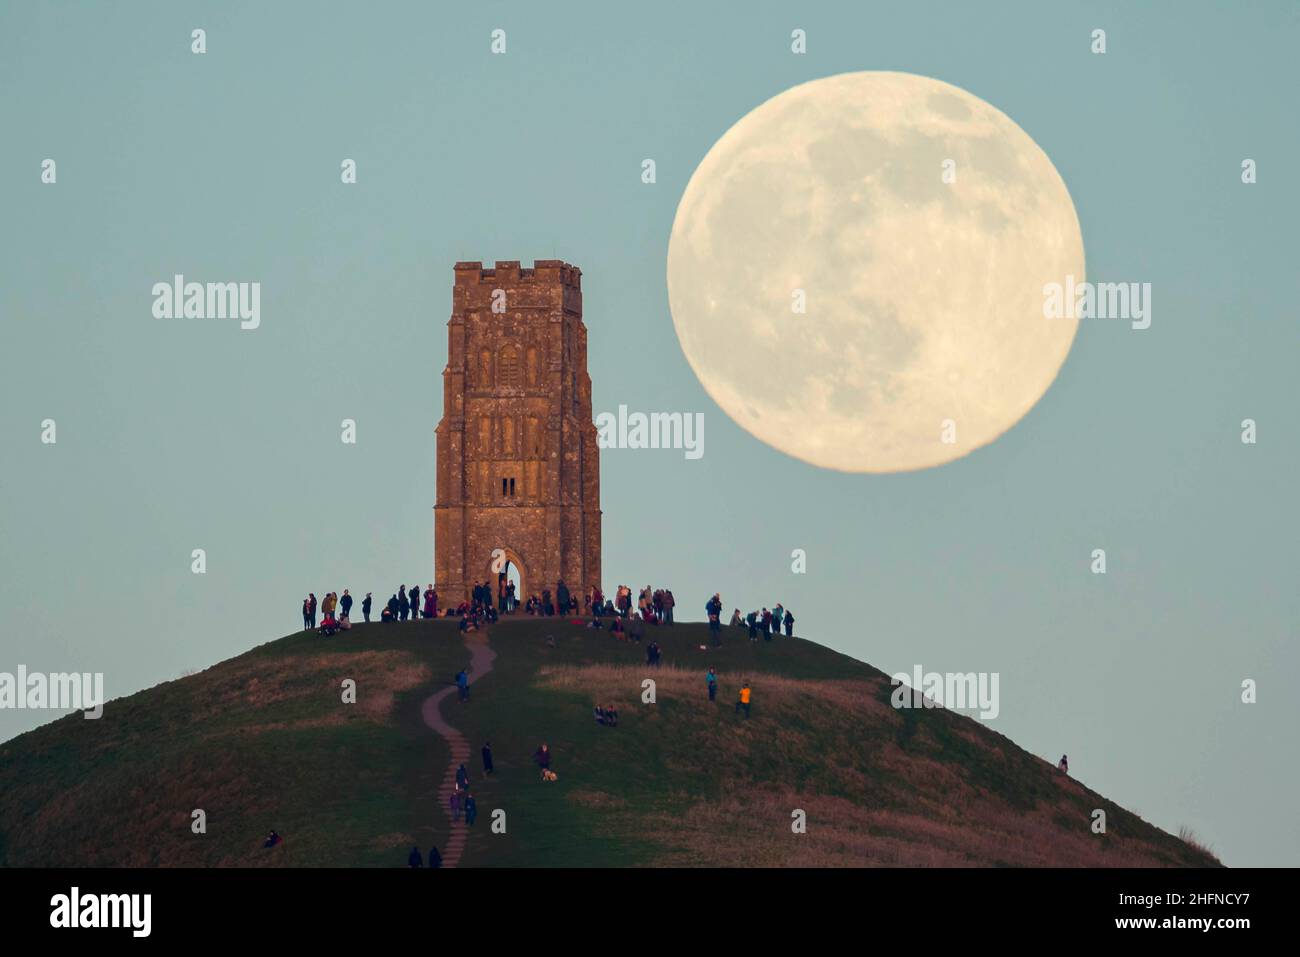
[735,681,752,719]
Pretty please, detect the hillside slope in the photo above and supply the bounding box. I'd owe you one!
[0,618,1217,867]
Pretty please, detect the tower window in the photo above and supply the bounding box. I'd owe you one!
[499,346,520,387]
[501,477,517,498]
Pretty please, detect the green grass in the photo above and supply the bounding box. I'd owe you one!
[449,620,876,866]
[0,620,468,866]
[0,617,1220,868]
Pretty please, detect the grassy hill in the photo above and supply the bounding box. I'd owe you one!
[0,618,1218,867]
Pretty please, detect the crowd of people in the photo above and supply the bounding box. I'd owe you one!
[301,578,739,640]
[300,581,798,680]
[380,584,440,623]
[704,593,796,645]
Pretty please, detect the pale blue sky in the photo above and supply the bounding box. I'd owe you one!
[0,1,1296,866]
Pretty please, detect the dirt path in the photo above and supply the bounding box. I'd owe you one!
[420,631,496,868]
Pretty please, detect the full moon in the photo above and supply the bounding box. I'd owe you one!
[666,72,1085,472]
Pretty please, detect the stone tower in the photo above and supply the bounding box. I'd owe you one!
[434,260,601,608]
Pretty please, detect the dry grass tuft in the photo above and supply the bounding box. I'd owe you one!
[1177,826,1220,863]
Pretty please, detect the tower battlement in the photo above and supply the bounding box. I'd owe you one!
[453,260,582,289]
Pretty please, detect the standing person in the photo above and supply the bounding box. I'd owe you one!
[664,589,675,625]
[428,846,442,868]
[533,743,551,771]
[772,603,783,635]
[735,680,752,719]
[456,669,470,702]
[706,667,717,701]
[398,588,410,621]
[424,585,436,620]
[464,793,478,827]
[706,593,722,644]
[387,593,399,621]
[761,608,772,639]
[308,593,317,628]
[301,597,311,631]
[449,785,461,822]
[1058,755,1069,774]
[362,592,372,623]
[456,763,469,791]
[409,585,421,619]
[746,611,758,642]
[783,608,794,637]
[506,581,516,613]
[408,846,423,868]
[341,590,353,621]
[556,580,570,614]
[481,741,494,776]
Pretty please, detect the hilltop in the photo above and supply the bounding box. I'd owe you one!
[0,618,1217,867]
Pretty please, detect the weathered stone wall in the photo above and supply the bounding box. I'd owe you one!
[434,261,601,606]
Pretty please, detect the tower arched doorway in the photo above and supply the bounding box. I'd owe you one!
[489,548,526,613]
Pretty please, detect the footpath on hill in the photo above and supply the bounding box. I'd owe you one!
[419,630,496,868]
